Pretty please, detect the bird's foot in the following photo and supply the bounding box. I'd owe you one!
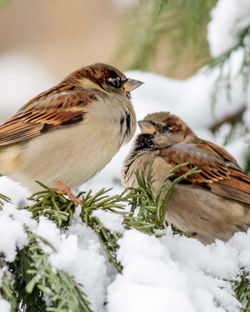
[52,180,81,207]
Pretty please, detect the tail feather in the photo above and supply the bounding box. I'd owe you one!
[210,182,250,205]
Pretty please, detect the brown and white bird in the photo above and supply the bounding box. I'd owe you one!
[122,112,250,244]
[0,63,143,200]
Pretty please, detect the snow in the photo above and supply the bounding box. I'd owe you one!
[126,67,245,129]
[107,229,246,312]
[0,53,54,123]
[34,216,110,311]
[93,210,125,234]
[0,205,32,261]
[0,299,11,312]
[68,218,111,311]
[0,200,248,312]
[0,1,249,310]
[207,0,250,56]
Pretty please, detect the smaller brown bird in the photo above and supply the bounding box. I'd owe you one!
[122,112,250,244]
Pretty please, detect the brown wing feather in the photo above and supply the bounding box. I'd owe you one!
[209,167,250,204]
[160,142,250,204]
[0,88,95,147]
[195,139,241,168]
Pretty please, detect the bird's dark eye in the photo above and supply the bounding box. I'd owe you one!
[107,77,121,88]
[162,125,170,132]
[161,125,173,133]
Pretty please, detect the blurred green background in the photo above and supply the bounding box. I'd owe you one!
[0,0,215,79]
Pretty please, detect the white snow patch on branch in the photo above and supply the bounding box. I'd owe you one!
[207,0,250,56]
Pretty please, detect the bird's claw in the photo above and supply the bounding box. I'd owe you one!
[52,180,81,207]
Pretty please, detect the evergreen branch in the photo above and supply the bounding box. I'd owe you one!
[124,161,199,237]
[80,189,129,273]
[0,0,12,8]
[23,181,75,227]
[22,182,127,272]
[208,26,250,70]
[234,271,250,311]
[0,193,11,210]
[209,107,245,133]
[114,0,215,76]
[9,245,47,312]
[0,258,18,311]
[80,188,127,222]
[91,217,122,272]
[1,165,249,312]
[16,231,93,312]
[157,166,201,225]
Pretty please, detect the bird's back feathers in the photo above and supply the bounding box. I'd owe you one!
[0,89,98,147]
[160,141,250,204]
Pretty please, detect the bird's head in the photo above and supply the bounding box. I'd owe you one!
[63,63,143,98]
[136,112,195,150]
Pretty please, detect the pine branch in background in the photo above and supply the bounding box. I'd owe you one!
[114,0,250,172]
[0,0,11,8]
[208,25,250,118]
[207,24,250,172]
[207,25,250,173]
[113,0,216,77]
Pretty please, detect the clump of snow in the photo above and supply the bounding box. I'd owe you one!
[108,230,195,312]
[34,216,111,312]
[207,0,250,56]
[0,202,112,312]
[107,229,247,312]
[67,223,110,311]
[92,210,125,234]
[0,299,11,312]
[0,205,33,261]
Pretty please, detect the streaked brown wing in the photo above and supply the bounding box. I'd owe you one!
[209,168,250,204]
[194,139,241,168]
[160,142,250,204]
[0,89,95,147]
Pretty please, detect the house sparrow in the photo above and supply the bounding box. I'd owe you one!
[122,112,250,243]
[0,63,143,200]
